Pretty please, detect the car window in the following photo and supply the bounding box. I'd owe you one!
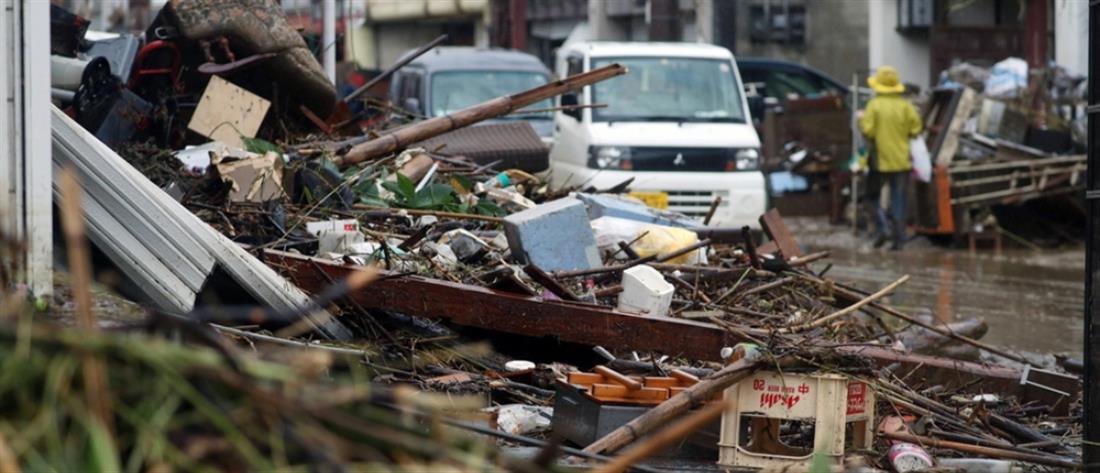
[739,67,768,97]
[591,56,746,123]
[764,70,829,99]
[566,56,583,77]
[429,71,551,117]
[402,73,421,102]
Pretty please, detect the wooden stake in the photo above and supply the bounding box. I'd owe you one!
[59,168,114,434]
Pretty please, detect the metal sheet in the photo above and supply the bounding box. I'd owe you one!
[413,122,550,172]
[51,106,351,340]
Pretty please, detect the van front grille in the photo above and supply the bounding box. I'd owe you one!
[666,190,729,218]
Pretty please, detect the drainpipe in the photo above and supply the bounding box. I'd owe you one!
[1024,0,1049,69]
[509,0,527,51]
[323,0,336,84]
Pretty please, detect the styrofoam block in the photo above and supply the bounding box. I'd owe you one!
[617,265,674,317]
[504,197,601,272]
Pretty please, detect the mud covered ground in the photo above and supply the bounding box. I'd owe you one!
[789,217,1084,357]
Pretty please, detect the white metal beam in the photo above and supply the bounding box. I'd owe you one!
[0,0,52,297]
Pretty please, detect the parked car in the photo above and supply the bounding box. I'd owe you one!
[736,57,849,120]
[389,47,555,143]
[548,41,766,228]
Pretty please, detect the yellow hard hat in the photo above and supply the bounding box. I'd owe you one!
[868,66,905,94]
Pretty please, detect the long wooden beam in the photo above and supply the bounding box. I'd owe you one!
[262,250,1058,395]
[263,250,749,361]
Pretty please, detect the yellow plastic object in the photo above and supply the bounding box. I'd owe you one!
[627,191,669,209]
[632,225,700,264]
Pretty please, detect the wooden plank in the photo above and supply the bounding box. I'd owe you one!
[758,208,802,259]
[263,249,1048,395]
[934,88,976,167]
[264,249,752,360]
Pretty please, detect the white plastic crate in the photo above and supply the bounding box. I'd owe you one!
[717,371,874,470]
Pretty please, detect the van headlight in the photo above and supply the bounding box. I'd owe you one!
[733,148,761,171]
[587,146,633,170]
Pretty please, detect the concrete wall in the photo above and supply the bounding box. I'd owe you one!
[354,0,490,69]
[586,0,699,42]
[731,0,870,86]
[868,0,931,91]
[1054,0,1089,76]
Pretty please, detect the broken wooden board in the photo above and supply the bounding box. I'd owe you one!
[758,208,801,260]
[263,249,1078,399]
[264,249,753,361]
[188,76,271,148]
[934,87,976,167]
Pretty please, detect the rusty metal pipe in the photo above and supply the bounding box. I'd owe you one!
[334,63,627,168]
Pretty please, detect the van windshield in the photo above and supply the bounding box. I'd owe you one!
[430,71,552,119]
[591,57,746,123]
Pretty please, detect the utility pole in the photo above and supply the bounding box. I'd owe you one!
[1084,0,1098,468]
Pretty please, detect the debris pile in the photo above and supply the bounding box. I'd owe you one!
[31,3,1086,471]
[914,57,1087,243]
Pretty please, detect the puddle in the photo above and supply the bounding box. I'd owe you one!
[789,218,1084,357]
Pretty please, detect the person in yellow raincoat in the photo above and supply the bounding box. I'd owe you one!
[859,66,922,250]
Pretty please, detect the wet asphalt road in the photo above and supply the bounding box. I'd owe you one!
[789,218,1084,357]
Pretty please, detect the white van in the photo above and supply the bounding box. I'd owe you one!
[549,42,766,228]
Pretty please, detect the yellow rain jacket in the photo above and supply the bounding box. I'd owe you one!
[859,94,922,173]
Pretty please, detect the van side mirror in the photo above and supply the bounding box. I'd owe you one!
[560,92,580,120]
[403,97,421,115]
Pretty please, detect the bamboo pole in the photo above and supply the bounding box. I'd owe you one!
[335,64,627,168]
[583,356,787,455]
[592,400,731,473]
[795,271,1029,363]
[59,168,114,434]
[780,275,909,333]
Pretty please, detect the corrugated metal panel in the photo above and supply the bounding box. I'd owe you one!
[414,122,549,172]
[51,106,351,340]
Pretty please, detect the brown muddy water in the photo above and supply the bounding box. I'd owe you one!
[789,218,1084,357]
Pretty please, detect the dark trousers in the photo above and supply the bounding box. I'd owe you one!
[865,171,910,248]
